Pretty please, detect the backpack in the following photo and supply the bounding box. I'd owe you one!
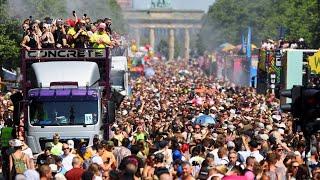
[12,153,27,174]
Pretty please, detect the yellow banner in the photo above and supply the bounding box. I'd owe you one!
[308,51,320,74]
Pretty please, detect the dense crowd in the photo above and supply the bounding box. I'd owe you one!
[0,13,319,179]
[20,13,125,50]
[1,56,319,180]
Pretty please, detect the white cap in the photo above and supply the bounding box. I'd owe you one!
[272,115,281,121]
[227,141,235,148]
[122,110,128,116]
[258,122,265,129]
[13,139,23,147]
[49,164,58,172]
[227,124,236,131]
[266,125,273,131]
[212,133,218,140]
[67,140,74,149]
[259,134,269,141]
[222,124,228,130]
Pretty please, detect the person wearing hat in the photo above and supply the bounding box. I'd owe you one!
[89,22,112,48]
[9,139,31,177]
[19,137,35,169]
[37,142,57,167]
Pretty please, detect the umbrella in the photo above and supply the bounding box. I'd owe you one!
[222,44,236,52]
[193,115,216,125]
[219,43,234,48]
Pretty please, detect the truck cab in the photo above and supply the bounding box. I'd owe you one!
[111,56,129,96]
[21,48,112,154]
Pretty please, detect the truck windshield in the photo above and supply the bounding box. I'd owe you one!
[29,100,98,126]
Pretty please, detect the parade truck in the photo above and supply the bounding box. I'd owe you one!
[19,48,115,154]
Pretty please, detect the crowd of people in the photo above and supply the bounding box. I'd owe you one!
[0,12,319,180]
[261,38,308,51]
[1,55,319,179]
[20,13,125,50]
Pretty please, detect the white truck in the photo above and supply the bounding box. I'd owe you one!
[19,48,116,153]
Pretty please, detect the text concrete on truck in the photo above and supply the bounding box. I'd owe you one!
[20,48,111,154]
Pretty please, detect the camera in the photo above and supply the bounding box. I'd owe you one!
[72,11,76,17]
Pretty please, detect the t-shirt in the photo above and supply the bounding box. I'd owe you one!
[65,167,84,180]
[113,146,131,168]
[51,143,63,156]
[61,154,75,171]
[90,32,111,48]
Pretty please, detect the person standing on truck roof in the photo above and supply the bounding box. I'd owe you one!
[51,133,63,156]
[41,23,55,48]
[89,23,112,49]
[21,25,41,50]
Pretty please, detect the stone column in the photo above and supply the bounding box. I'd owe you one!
[184,28,190,60]
[134,28,140,47]
[168,29,175,61]
[149,28,155,48]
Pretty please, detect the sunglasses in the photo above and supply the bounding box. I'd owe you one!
[62,147,69,150]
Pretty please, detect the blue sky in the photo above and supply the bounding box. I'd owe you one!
[133,0,215,12]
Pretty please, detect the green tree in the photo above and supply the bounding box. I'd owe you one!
[199,0,320,50]
[0,0,21,69]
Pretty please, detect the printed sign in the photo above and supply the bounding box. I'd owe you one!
[85,114,93,124]
[25,49,106,59]
[308,51,320,74]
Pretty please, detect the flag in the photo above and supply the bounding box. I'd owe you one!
[246,27,251,60]
[246,27,252,85]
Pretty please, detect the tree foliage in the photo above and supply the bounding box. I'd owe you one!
[200,0,320,51]
[0,0,22,69]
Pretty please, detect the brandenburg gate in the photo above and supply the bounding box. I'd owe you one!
[123,6,204,60]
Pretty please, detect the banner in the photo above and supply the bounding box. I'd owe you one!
[308,51,320,74]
